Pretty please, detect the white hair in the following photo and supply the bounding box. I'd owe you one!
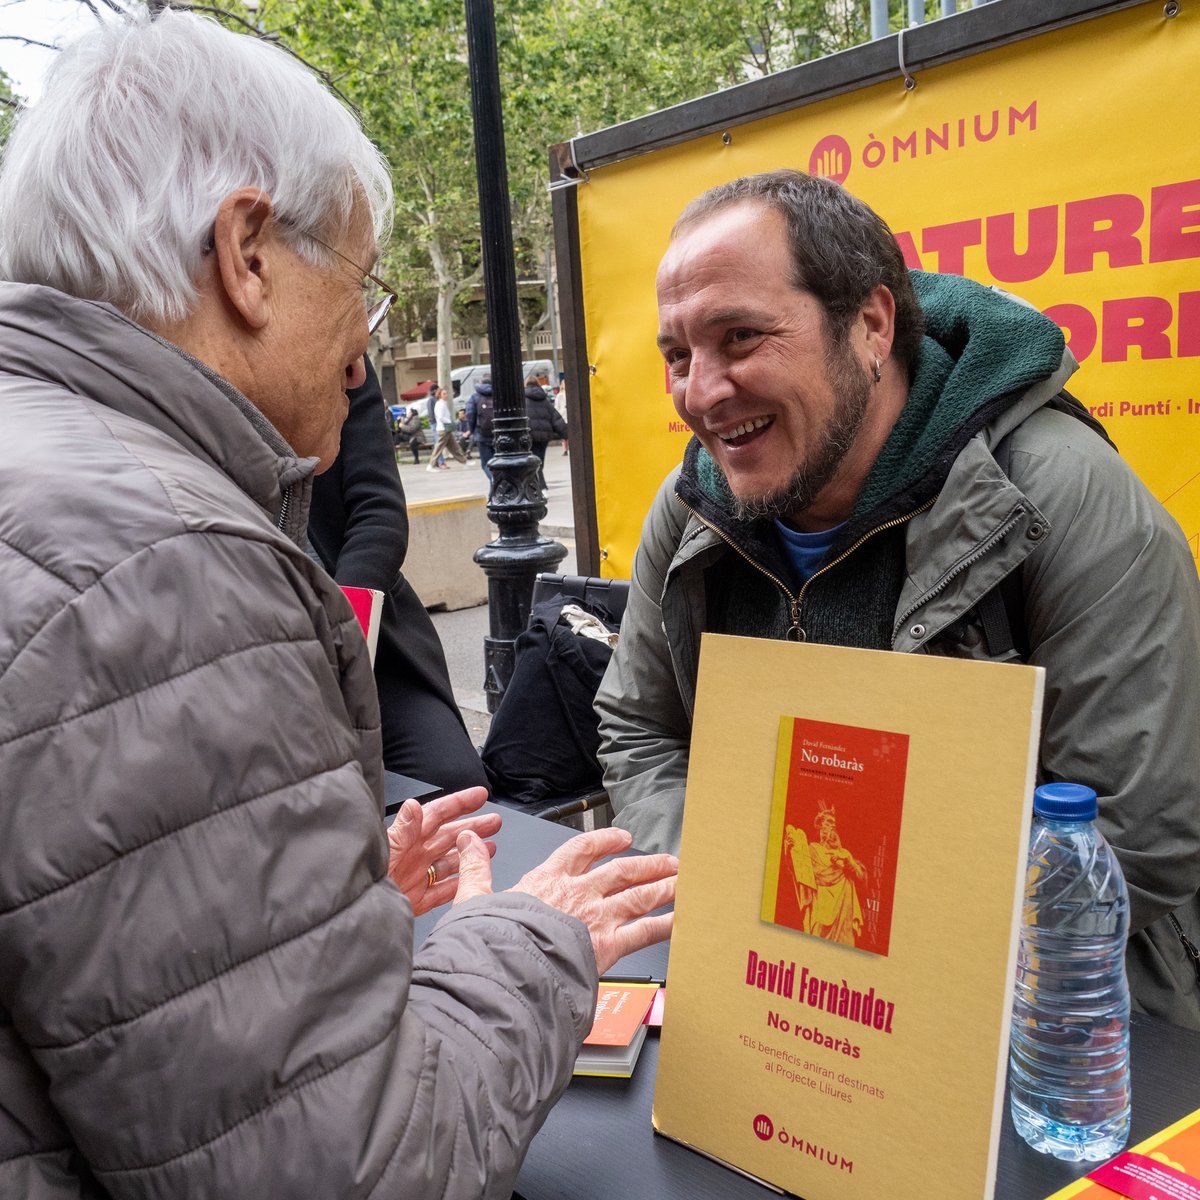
[0,9,393,325]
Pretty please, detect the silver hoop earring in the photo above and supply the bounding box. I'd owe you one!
[872,358,882,384]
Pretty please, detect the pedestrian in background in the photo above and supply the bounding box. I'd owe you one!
[428,385,466,471]
[456,405,473,460]
[556,376,570,455]
[525,374,568,496]
[398,404,423,464]
[467,373,497,482]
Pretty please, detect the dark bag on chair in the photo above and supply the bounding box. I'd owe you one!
[481,594,619,804]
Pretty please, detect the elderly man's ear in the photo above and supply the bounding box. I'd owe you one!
[209,188,276,331]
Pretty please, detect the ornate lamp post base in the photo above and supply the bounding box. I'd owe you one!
[473,421,566,712]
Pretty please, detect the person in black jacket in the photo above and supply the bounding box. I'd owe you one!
[524,375,568,496]
[467,376,496,481]
[308,358,489,792]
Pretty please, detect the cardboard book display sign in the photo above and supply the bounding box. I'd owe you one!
[654,635,1044,1200]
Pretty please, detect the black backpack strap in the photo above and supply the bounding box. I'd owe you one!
[1046,388,1118,452]
[975,584,1017,659]
[977,430,1028,659]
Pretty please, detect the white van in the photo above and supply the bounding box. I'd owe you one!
[451,363,489,399]
[452,360,559,399]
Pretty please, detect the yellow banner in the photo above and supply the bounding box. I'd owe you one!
[576,2,1200,578]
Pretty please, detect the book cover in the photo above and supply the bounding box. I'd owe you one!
[574,984,658,1078]
[653,635,1044,1200]
[760,718,908,958]
[340,586,384,665]
[1046,1104,1200,1199]
[584,984,658,1047]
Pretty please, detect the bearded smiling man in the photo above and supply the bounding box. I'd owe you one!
[595,169,1200,1030]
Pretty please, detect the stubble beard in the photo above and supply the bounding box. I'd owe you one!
[731,338,872,523]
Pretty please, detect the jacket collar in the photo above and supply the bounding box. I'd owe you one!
[0,282,317,542]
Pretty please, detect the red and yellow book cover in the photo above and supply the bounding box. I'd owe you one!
[584,984,658,1047]
[761,718,908,958]
[653,635,1044,1200]
[1047,1105,1200,1199]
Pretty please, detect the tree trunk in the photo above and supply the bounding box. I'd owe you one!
[427,230,455,393]
[436,280,454,394]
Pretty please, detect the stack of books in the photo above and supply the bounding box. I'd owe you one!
[574,982,659,1078]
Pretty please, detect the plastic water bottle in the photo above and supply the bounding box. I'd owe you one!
[1009,782,1131,1162]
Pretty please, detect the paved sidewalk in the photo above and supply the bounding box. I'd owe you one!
[398,443,578,741]
[395,443,576,538]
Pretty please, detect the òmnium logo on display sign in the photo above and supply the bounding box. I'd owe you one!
[752,1110,855,1175]
[806,102,1037,189]
[807,134,852,183]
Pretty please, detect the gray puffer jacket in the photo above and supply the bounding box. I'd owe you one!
[597,273,1200,1029]
[0,283,596,1199]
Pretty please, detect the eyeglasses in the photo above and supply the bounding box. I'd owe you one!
[200,223,397,335]
[302,231,397,335]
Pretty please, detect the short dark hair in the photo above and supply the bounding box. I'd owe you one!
[673,170,925,378]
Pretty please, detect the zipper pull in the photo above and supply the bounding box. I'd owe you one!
[787,596,804,642]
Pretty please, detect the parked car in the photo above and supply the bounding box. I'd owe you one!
[451,360,561,400]
[451,363,489,399]
[522,359,558,395]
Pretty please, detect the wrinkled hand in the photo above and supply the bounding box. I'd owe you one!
[387,788,500,916]
[453,827,676,975]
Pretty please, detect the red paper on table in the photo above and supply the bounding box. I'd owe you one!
[1045,1106,1200,1199]
[340,586,384,665]
[584,984,658,1047]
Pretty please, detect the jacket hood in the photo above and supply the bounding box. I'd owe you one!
[525,383,549,402]
[0,282,317,540]
[854,270,1069,516]
[474,382,493,397]
[680,270,1074,546]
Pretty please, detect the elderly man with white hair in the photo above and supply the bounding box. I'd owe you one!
[0,12,675,1199]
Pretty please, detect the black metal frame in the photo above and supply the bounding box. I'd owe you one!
[550,0,1154,575]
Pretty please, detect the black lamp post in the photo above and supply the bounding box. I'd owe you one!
[465,0,566,712]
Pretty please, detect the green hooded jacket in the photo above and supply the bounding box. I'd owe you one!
[597,272,1200,1029]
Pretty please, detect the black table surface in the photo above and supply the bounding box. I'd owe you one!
[516,1010,1198,1200]
[383,769,443,812]
[412,803,1200,1200]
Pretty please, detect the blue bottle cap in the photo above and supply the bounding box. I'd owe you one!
[1033,782,1098,820]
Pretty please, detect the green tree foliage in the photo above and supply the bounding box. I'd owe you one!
[7,0,962,368]
[83,0,955,371]
[0,68,20,158]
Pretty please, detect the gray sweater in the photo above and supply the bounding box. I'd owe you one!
[0,282,595,1198]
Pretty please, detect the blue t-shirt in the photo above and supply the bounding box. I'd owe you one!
[774,519,844,584]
